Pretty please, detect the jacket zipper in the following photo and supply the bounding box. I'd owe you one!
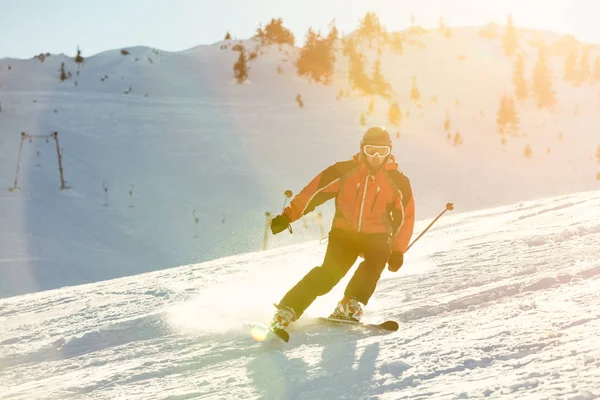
[370,187,380,212]
[357,174,370,232]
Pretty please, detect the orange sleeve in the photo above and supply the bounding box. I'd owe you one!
[282,164,343,223]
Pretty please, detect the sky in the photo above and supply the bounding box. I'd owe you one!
[0,0,598,59]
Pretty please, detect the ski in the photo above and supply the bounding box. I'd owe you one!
[317,316,399,332]
[270,327,290,343]
[267,303,399,342]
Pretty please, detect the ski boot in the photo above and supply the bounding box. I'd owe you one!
[270,305,297,331]
[329,296,363,322]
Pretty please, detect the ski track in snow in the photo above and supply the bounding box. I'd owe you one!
[1,190,599,399]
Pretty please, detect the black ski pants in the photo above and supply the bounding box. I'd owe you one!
[278,228,392,318]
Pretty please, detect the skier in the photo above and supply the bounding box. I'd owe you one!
[269,126,415,331]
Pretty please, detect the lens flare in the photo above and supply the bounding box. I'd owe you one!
[249,326,269,342]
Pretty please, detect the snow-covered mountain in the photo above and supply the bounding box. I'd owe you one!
[1,189,599,399]
[0,23,599,298]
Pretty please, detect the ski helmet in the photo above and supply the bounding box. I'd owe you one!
[360,126,392,148]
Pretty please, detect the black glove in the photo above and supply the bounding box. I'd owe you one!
[271,214,291,235]
[387,251,404,272]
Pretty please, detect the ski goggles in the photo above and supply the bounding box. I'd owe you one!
[363,145,391,157]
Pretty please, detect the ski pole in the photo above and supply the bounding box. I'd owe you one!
[406,202,454,252]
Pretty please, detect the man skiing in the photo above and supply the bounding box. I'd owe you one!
[269,126,415,332]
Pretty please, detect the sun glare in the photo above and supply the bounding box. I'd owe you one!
[249,325,269,342]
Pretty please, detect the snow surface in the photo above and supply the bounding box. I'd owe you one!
[1,25,599,297]
[0,24,599,397]
[1,189,599,399]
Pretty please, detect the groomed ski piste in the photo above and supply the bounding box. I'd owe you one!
[1,189,600,399]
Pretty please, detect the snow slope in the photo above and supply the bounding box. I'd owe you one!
[1,189,599,399]
[0,25,599,297]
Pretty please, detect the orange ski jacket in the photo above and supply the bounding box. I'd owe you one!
[282,153,415,253]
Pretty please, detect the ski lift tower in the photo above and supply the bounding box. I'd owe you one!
[9,131,70,192]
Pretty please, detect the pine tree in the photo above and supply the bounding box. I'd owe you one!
[496,95,519,135]
[255,18,295,46]
[579,48,591,83]
[341,36,356,57]
[532,44,556,110]
[564,47,578,82]
[389,32,403,55]
[296,27,336,84]
[387,102,402,127]
[439,16,451,38]
[444,109,451,131]
[368,97,375,114]
[348,50,371,95]
[327,19,339,45]
[59,62,68,81]
[512,53,528,100]
[233,48,249,83]
[371,59,390,97]
[506,96,520,134]
[496,96,508,134]
[225,32,232,40]
[75,46,84,66]
[453,131,463,146]
[358,12,381,48]
[502,14,518,57]
[410,76,421,103]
